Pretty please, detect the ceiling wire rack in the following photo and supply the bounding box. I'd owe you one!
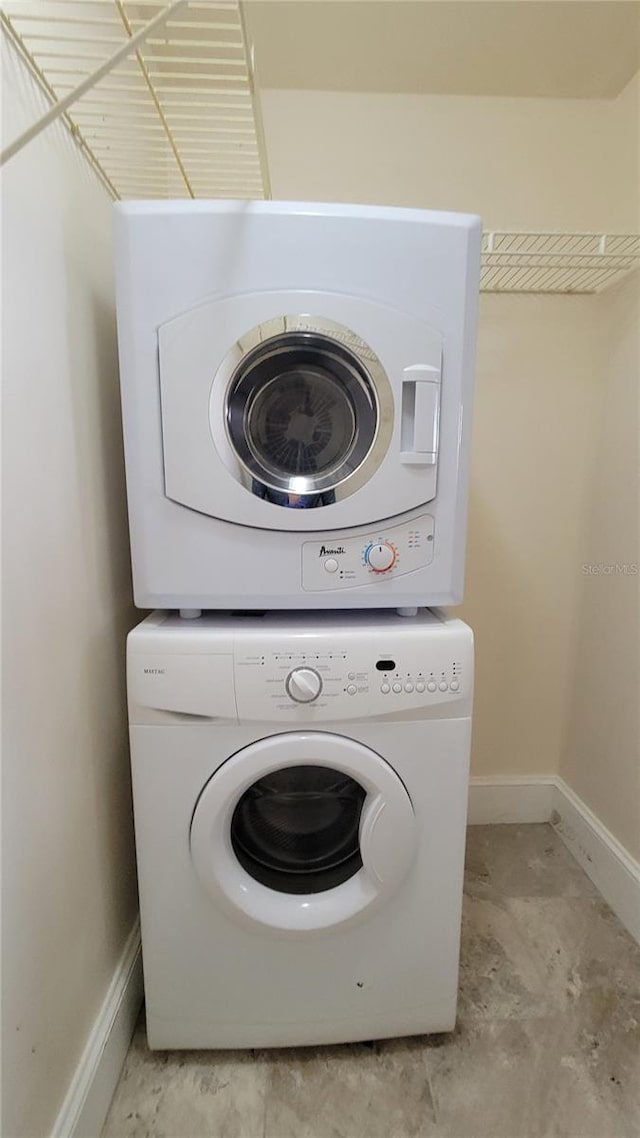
[1,0,271,200]
[2,4,639,293]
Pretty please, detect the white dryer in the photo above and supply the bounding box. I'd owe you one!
[127,609,474,1049]
[115,201,481,614]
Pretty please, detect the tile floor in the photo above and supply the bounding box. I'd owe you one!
[103,825,640,1138]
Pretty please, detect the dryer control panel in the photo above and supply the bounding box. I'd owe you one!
[301,516,434,591]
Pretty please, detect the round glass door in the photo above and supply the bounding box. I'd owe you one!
[222,318,393,509]
[226,332,377,500]
[230,765,367,894]
[190,732,417,933]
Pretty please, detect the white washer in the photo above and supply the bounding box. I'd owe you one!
[115,200,481,613]
[128,609,474,1049]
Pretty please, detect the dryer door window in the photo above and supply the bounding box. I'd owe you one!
[225,328,385,508]
[230,765,367,894]
[190,732,417,933]
[160,292,441,531]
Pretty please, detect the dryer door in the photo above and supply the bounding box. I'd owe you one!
[190,731,417,932]
[159,291,442,532]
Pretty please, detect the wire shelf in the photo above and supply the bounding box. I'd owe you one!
[1,0,270,200]
[481,232,640,293]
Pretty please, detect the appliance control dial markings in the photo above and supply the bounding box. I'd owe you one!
[363,541,398,573]
[285,667,323,703]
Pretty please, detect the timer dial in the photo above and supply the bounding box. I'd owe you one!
[285,667,323,703]
[364,541,397,573]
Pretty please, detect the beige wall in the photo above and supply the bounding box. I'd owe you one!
[262,77,639,230]
[458,293,605,776]
[1,45,137,1138]
[560,272,640,860]
[248,1,640,100]
[610,72,640,232]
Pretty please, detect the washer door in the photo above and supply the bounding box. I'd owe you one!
[190,732,417,932]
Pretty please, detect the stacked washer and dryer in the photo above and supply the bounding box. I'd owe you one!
[116,201,482,1049]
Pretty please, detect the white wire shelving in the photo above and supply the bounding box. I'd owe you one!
[2,3,639,293]
[481,231,640,294]
[1,0,270,200]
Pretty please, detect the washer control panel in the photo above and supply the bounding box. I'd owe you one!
[127,611,474,724]
[301,516,434,591]
[234,631,470,722]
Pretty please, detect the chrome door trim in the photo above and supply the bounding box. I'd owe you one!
[209,315,394,505]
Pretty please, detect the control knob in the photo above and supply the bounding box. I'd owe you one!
[285,667,323,703]
[364,541,397,573]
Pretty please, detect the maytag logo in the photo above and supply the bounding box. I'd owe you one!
[319,545,345,557]
[143,667,165,675]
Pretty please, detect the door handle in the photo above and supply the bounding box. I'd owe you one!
[400,363,441,465]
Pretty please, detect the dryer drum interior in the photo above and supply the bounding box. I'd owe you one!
[226,331,379,499]
[230,764,367,894]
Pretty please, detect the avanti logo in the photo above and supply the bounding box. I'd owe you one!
[319,545,345,557]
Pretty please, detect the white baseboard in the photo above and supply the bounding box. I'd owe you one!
[51,917,143,1138]
[551,777,640,945]
[468,774,640,945]
[468,775,556,824]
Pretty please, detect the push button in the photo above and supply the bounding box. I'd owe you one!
[439,681,448,692]
[346,684,357,695]
[404,682,414,693]
[380,683,391,694]
[392,682,402,693]
[427,681,437,693]
[416,681,425,693]
[450,680,460,692]
[324,558,339,573]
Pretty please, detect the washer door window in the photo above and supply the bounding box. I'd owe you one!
[231,765,366,894]
[190,732,417,933]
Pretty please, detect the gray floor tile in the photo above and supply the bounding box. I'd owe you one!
[263,1039,437,1138]
[464,824,600,900]
[102,1028,268,1138]
[422,1013,639,1138]
[541,1000,640,1138]
[421,1016,555,1138]
[506,895,640,1012]
[458,894,554,1021]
